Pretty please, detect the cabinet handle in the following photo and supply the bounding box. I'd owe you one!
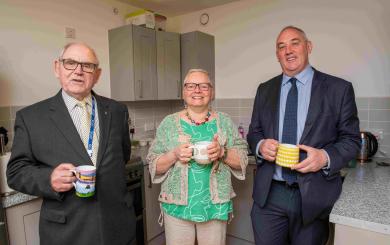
[177,80,181,98]
[148,171,152,188]
[139,80,143,98]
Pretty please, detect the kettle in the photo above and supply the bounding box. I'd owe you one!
[357,131,378,162]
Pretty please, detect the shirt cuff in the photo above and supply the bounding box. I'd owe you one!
[255,140,264,162]
[321,149,331,174]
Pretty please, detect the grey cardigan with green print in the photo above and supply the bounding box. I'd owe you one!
[147,111,248,205]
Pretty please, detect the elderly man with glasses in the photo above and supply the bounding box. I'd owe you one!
[7,42,136,245]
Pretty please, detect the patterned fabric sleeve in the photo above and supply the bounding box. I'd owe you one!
[147,115,173,183]
[219,112,248,180]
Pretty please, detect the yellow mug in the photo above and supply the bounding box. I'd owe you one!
[276,144,299,167]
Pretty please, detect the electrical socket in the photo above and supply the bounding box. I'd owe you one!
[65,27,76,39]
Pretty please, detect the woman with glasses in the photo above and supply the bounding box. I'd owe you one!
[147,69,248,245]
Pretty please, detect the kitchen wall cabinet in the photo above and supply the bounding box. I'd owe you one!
[109,25,157,101]
[109,25,214,101]
[156,31,181,100]
[6,198,42,245]
[227,164,255,244]
[180,31,215,84]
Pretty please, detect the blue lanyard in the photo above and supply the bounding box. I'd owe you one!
[87,96,96,158]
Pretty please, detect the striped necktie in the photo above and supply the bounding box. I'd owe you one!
[78,99,98,165]
[282,77,298,184]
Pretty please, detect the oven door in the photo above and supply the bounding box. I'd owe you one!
[127,178,145,245]
[0,202,9,245]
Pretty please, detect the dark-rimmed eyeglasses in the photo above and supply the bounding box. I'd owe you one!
[184,83,212,91]
[59,58,98,73]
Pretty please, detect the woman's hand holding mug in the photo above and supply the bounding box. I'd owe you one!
[173,143,193,164]
[208,135,224,162]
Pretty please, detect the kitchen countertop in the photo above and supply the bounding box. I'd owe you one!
[330,159,390,235]
[1,191,39,208]
[1,147,147,209]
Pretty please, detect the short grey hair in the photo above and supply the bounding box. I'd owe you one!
[279,25,309,41]
[59,42,99,66]
[183,68,213,85]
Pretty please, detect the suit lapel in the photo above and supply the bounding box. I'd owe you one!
[300,69,326,143]
[95,95,111,167]
[49,91,92,164]
[270,75,283,140]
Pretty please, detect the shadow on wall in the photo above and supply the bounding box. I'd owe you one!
[0,47,13,106]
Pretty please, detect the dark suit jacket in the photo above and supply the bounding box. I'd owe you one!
[247,69,360,224]
[7,91,136,245]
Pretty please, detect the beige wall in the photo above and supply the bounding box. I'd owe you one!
[1,0,389,106]
[167,0,390,98]
[0,0,139,106]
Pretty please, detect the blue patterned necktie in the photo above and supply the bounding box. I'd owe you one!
[282,77,298,184]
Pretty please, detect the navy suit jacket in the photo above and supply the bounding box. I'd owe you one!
[247,69,360,224]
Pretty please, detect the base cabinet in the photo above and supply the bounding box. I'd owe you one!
[227,164,256,243]
[144,165,164,244]
[6,198,42,245]
[334,223,390,245]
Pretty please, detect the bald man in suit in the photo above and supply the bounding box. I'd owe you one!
[247,26,360,245]
[7,42,136,245]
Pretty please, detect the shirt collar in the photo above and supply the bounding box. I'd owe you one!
[282,65,313,86]
[62,90,92,111]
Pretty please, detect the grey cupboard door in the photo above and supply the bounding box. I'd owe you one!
[108,25,136,101]
[133,25,157,100]
[156,31,181,100]
[180,31,215,84]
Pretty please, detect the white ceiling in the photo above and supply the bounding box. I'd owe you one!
[119,0,241,17]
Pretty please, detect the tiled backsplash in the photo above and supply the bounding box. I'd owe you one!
[124,100,183,140]
[1,97,389,157]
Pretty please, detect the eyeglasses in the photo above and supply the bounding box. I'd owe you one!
[184,83,212,91]
[59,58,98,73]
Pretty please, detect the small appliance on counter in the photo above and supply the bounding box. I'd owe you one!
[357,131,378,163]
[0,127,9,156]
[0,152,14,194]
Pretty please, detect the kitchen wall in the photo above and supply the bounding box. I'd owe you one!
[167,0,390,98]
[214,97,390,158]
[1,0,390,157]
[0,0,140,107]
[165,0,390,156]
[0,100,182,148]
[2,97,390,157]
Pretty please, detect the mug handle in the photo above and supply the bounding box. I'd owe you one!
[69,169,77,188]
[188,146,198,158]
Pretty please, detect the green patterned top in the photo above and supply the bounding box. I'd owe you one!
[162,119,232,222]
[147,111,248,206]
